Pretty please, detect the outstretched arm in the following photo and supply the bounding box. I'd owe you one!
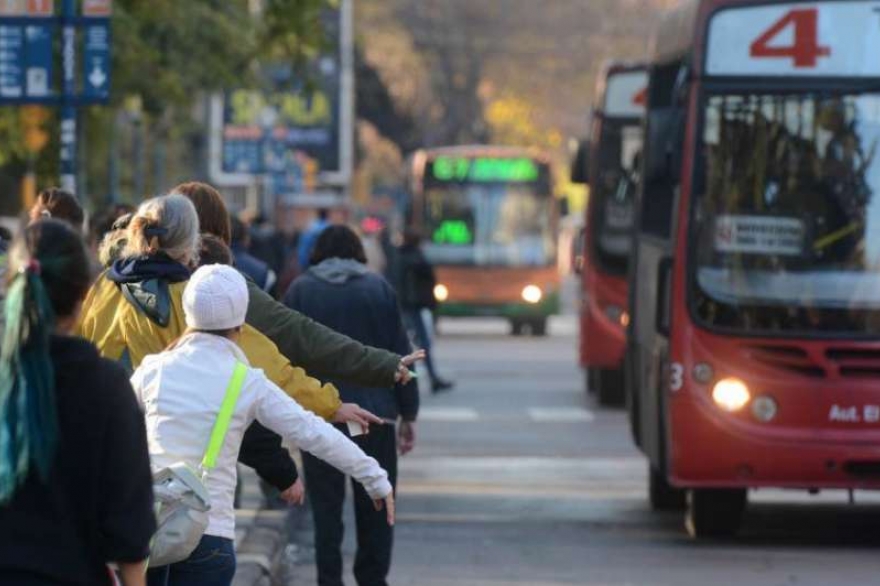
[254,376,395,525]
[250,280,401,387]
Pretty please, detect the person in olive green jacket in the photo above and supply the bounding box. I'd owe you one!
[174,182,423,388]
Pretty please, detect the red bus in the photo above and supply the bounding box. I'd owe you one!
[629,0,880,537]
[572,63,648,405]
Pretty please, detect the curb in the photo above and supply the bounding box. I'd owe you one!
[233,510,289,586]
[233,467,291,586]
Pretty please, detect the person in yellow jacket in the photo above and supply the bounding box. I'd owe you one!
[77,194,380,428]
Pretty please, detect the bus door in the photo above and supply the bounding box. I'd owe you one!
[627,59,688,509]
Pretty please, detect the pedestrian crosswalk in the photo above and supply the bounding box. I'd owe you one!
[527,407,595,422]
[398,455,648,502]
[417,406,597,423]
[418,407,481,422]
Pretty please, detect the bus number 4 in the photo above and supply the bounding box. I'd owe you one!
[749,8,830,68]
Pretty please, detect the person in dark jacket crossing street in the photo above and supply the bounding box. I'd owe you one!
[285,225,419,586]
[398,229,454,393]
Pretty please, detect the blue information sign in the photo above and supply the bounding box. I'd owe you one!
[0,14,111,105]
[0,25,24,100]
[82,21,109,102]
[0,0,114,192]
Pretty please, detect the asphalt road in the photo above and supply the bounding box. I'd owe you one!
[291,316,880,586]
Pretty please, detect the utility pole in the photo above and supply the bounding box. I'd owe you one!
[59,0,76,193]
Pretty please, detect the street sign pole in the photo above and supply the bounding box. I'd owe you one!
[59,0,75,193]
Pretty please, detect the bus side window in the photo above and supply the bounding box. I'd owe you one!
[639,60,688,239]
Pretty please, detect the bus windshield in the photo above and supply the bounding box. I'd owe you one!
[592,118,643,274]
[693,91,880,335]
[423,182,555,267]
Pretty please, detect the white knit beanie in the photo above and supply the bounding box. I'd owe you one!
[183,264,249,331]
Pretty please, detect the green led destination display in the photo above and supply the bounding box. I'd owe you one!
[433,219,474,245]
[430,156,540,183]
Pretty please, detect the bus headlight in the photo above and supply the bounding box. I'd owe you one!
[712,378,750,412]
[522,285,543,304]
[604,305,629,328]
[434,284,449,302]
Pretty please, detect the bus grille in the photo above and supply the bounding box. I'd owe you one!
[826,349,880,379]
[744,345,826,379]
[844,461,880,479]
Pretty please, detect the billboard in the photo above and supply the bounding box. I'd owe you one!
[210,0,353,191]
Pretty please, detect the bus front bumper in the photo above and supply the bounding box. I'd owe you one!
[670,391,880,490]
[438,291,560,320]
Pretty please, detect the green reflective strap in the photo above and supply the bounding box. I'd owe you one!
[201,362,248,471]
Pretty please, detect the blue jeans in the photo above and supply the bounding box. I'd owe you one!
[146,535,236,586]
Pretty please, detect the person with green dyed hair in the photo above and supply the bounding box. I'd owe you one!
[0,220,156,586]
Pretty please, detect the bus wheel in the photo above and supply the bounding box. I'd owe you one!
[529,318,548,336]
[684,488,746,539]
[649,466,685,511]
[510,319,525,336]
[597,369,625,407]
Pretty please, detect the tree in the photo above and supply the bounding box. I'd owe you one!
[359,0,681,149]
[353,0,682,212]
[355,47,419,154]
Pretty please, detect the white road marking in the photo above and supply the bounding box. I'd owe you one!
[527,407,595,422]
[399,456,880,506]
[418,407,481,422]
[399,456,647,500]
[417,407,598,423]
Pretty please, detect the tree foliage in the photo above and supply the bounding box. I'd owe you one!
[354,0,682,210]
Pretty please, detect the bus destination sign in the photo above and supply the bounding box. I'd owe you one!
[429,156,540,183]
[604,70,647,118]
[707,2,880,77]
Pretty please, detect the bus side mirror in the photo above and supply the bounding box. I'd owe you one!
[571,139,591,185]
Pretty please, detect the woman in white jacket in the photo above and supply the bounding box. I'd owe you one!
[132,264,394,586]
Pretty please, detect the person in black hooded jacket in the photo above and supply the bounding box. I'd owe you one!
[284,225,418,586]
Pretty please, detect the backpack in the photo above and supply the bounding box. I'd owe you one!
[149,362,248,567]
